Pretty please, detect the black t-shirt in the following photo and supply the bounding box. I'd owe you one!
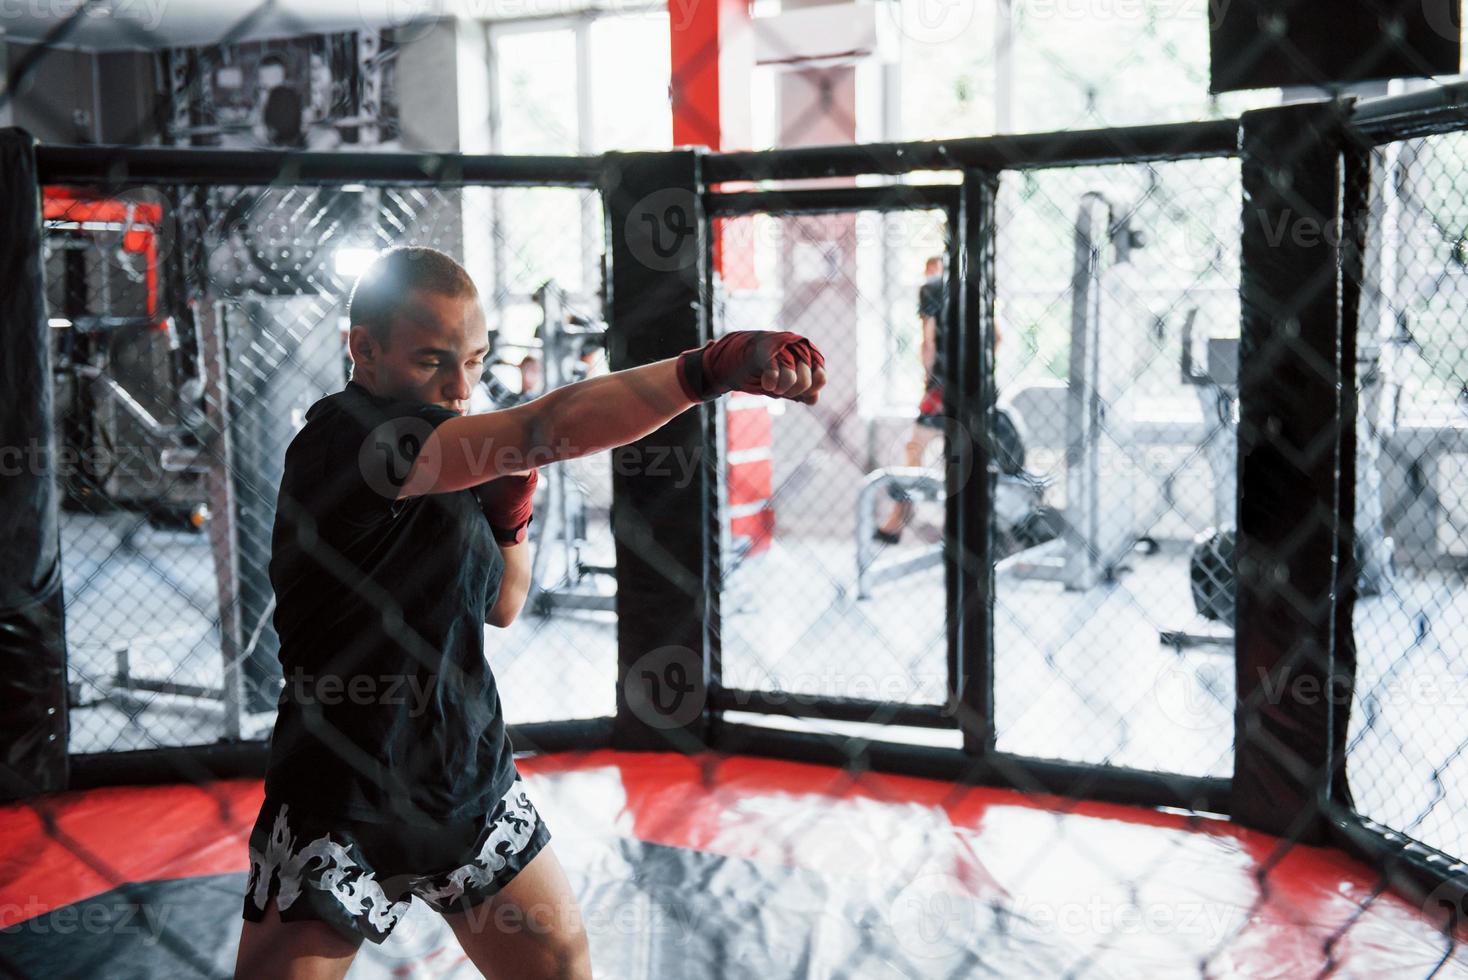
[264,379,514,825]
[918,274,948,389]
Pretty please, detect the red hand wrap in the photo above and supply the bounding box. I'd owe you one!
[473,468,538,545]
[676,330,824,402]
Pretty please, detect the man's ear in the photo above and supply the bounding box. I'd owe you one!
[347,324,376,366]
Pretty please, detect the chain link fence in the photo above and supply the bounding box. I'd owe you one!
[712,205,956,731]
[43,175,612,756]
[4,1,1468,975]
[991,157,1242,777]
[1347,127,1468,864]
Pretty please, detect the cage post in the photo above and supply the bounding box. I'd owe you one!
[602,149,718,752]
[0,127,70,799]
[1232,101,1357,843]
[196,299,246,741]
[955,171,998,755]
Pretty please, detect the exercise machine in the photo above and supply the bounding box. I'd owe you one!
[857,192,1141,598]
[1163,310,1397,649]
[517,280,618,616]
[855,412,1051,599]
[994,192,1147,589]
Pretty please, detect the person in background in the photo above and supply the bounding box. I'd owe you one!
[873,254,949,544]
[251,53,306,148]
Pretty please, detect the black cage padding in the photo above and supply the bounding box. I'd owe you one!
[602,151,717,752]
[0,127,70,802]
[1210,0,1461,93]
[1232,102,1357,844]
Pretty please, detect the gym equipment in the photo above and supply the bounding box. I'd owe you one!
[43,189,209,530]
[52,314,212,530]
[1158,312,1241,648]
[856,468,942,598]
[855,413,1051,600]
[858,192,1141,598]
[517,280,618,616]
[1163,310,1397,648]
[995,192,1146,589]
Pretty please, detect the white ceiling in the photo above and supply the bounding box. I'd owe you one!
[1,1,480,51]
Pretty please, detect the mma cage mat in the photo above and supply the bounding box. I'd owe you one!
[2,85,1467,938]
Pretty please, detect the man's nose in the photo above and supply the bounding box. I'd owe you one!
[444,367,474,401]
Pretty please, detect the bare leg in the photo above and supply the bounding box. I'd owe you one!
[234,896,362,980]
[440,844,592,980]
[876,423,942,535]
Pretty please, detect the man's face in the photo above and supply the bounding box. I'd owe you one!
[354,289,489,415]
[258,63,286,90]
[925,259,943,278]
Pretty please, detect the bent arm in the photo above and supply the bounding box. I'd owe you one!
[920,315,937,376]
[486,540,532,627]
[398,357,697,499]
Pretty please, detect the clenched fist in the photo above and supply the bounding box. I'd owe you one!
[676,330,826,405]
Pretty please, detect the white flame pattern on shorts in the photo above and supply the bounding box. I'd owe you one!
[247,804,413,934]
[246,782,539,931]
[414,785,539,908]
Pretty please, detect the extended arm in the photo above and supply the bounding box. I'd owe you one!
[398,331,825,499]
[397,357,694,499]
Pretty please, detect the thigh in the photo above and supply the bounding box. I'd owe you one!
[440,843,591,980]
[241,795,420,948]
[910,418,944,464]
[235,894,362,980]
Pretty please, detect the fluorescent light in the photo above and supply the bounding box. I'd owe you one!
[49,318,72,329]
[333,247,378,278]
